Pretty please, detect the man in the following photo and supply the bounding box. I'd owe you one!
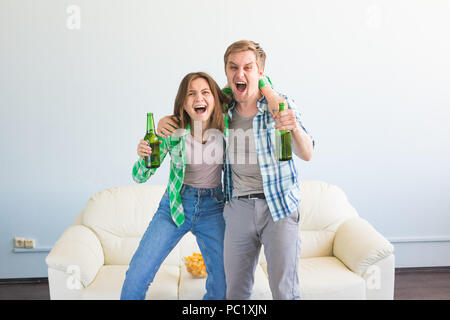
[158,40,314,299]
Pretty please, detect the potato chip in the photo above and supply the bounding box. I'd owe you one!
[183,252,207,278]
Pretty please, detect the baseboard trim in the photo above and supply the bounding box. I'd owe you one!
[388,236,450,243]
[395,266,450,274]
[0,277,48,285]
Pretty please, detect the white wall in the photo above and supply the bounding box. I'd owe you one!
[1,0,449,278]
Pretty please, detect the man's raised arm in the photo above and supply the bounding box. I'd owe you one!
[157,115,180,138]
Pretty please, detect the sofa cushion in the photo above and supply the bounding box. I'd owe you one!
[300,230,335,258]
[178,264,272,300]
[82,185,168,265]
[81,265,179,300]
[299,257,366,299]
[295,181,359,258]
[81,264,272,300]
[299,181,358,232]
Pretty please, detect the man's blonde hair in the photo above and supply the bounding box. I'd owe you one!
[224,40,266,71]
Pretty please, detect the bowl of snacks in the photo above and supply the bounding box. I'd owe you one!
[183,253,207,278]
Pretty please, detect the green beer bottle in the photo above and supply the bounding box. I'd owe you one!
[144,113,160,168]
[276,102,292,161]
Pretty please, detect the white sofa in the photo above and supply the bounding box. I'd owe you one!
[45,180,395,300]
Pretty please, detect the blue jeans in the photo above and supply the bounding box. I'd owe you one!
[120,184,226,300]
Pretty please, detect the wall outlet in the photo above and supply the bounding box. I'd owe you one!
[24,239,35,249]
[14,237,25,248]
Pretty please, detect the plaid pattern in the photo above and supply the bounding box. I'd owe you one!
[223,93,314,222]
[132,126,189,227]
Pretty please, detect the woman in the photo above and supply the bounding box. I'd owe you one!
[121,72,230,300]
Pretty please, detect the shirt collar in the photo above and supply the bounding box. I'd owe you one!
[227,96,269,118]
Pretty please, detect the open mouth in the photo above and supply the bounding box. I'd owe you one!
[235,81,247,93]
[194,105,207,114]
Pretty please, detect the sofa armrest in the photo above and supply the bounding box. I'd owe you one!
[333,217,394,275]
[45,225,104,287]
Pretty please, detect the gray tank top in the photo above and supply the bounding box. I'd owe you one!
[183,132,223,188]
[228,108,264,197]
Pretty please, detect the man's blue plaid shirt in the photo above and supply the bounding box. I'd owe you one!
[223,93,314,222]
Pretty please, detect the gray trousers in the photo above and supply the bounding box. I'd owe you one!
[223,198,301,300]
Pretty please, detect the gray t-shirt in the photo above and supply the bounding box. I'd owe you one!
[228,108,264,197]
[183,133,223,188]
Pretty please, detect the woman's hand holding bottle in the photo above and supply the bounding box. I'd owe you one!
[137,139,152,158]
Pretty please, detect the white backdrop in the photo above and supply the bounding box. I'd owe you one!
[1,0,449,278]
